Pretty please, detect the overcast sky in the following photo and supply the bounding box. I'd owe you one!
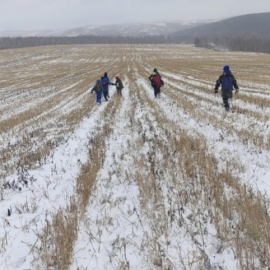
[0,0,269,32]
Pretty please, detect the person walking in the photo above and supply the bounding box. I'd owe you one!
[114,76,124,96]
[149,68,164,98]
[215,65,239,111]
[91,79,103,104]
[102,72,114,100]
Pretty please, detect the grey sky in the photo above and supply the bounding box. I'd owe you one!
[1,0,270,31]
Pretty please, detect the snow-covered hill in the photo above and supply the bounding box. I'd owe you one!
[44,21,204,37]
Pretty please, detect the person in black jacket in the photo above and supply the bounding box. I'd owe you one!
[215,65,239,111]
[149,69,164,98]
[114,76,124,96]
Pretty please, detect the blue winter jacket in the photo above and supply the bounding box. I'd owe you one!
[91,80,104,94]
[101,77,113,92]
[215,71,239,91]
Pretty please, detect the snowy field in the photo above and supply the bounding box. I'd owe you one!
[0,44,270,270]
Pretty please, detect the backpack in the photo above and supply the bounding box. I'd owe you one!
[95,84,102,92]
[221,75,234,91]
[152,75,162,87]
[102,80,108,88]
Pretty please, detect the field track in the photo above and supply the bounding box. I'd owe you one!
[0,45,270,269]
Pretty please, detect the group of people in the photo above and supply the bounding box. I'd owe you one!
[149,66,239,112]
[90,69,164,104]
[148,66,239,112]
[91,72,124,104]
[91,66,240,112]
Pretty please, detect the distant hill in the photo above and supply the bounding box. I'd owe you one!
[44,22,197,37]
[170,12,270,39]
[0,19,222,38]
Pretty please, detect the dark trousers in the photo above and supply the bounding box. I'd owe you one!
[103,91,109,101]
[154,87,160,98]
[222,90,233,110]
[117,89,122,96]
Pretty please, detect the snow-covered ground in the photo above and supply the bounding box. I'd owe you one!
[0,44,270,269]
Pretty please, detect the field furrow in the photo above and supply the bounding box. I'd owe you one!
[0,44,270,270]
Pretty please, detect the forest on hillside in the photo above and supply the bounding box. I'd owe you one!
[195,36,270,54]
[0,35,188,49]
[1,34,270,55]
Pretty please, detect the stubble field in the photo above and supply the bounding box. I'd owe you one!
[0,44,270,270]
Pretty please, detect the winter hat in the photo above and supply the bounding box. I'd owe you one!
[115,76,120,80]
[223,65,230,71]
[153,68,157,72]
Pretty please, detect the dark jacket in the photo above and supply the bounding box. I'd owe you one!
[115,79,124,90]
[215,71,239,91]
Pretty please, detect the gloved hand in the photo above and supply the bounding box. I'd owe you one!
[235,89,239,93]
[214,90,218,94]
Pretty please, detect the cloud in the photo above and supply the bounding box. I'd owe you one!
[1,0,270,31]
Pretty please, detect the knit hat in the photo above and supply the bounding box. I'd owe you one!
[223,65,230,71]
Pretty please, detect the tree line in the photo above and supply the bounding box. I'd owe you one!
[0,35,194,50]
[195,37,270,54]
[4,35,268,53]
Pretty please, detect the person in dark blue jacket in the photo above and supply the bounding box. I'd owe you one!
[102,72,115,101]
[215,65,239,111]
[91,80,103,104]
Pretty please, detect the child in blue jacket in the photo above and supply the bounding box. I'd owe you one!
[215,65,239,111]
[91,80,104,104]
